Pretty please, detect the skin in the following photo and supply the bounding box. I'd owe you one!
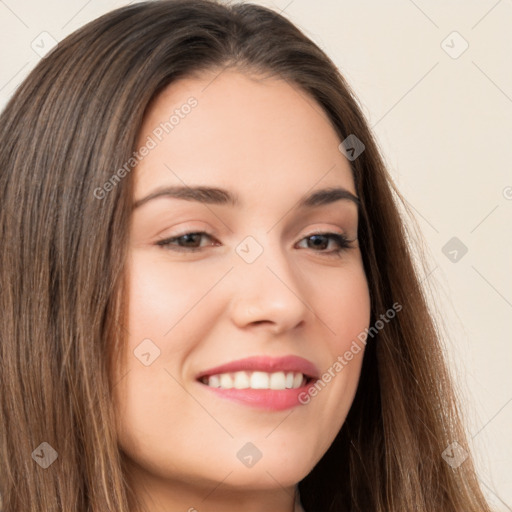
[113,69,371,512]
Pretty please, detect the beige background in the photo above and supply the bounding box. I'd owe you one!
[1,0,510,509]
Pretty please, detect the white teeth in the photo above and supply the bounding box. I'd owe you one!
[293,372,303,388]
[208,374,221,388]
[220,373,233,389]
[269,371,286,390]
[204,371,306,390]
[233,371,250,389]
[250,371,269,389]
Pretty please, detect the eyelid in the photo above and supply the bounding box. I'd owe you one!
[153,221,215,239]
[155,224,352,244]
[301,226,354,241]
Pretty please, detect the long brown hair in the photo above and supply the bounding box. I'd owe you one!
[0,1,491,510]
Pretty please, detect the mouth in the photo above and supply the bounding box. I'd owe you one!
[198,371,315,390]
[195,355,319,411]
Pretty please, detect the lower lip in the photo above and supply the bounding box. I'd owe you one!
[199,382,312,411]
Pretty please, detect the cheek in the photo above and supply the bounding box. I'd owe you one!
[127,253,197,336]
[125,252,226,359]
[115,255,207,422]
[314,261,371,346]
[301,261,370,428]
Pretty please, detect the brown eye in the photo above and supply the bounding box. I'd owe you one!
[156,232,219,252]
[296,232,353,256]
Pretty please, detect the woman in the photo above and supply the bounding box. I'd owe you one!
[0,1,493,511]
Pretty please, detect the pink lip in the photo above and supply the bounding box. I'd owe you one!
[196,355,320,411]
[196,355,320,380]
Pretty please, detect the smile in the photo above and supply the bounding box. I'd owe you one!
[196,355,319,411]
[200,370,308,390]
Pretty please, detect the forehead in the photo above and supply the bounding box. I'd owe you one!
[134,69,355,201]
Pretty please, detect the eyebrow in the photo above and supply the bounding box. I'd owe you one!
[132,185,359,210]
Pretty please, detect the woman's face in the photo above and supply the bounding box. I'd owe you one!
[114,69,371,504]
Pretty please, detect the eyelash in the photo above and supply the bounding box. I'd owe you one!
[155,231,355,257]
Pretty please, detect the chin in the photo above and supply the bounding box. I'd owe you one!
[218,466,309,491]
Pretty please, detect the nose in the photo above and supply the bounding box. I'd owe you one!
[227,239,310,335]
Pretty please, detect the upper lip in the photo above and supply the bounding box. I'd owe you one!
[196,355,320,381]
